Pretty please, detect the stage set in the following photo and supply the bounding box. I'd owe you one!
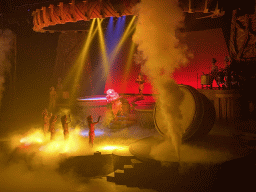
[1,0,256,191]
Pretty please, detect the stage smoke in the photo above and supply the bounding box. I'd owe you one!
[0,123,156,191]
[132,0,192,160]
[0,29,15,108]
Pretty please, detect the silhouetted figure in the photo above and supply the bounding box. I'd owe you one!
[223,56,231,89]
[56,77,63,102]
[42,109,52,136]
[61,114,71,140]
[49,87,57,112]
[136,73,145,97]
[87,115,101,147]
[210,58,219,88]
[49,115,58,140]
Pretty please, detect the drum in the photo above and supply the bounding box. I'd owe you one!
[76,96,108,122]
[154,84,215,141]
[201,74,211,85]
[217,71,225,84]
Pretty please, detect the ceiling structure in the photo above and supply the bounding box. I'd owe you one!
[18,0,256,33]
[31,0,138,32]
[0,0,255,60]
[0,0,254,32]
[29,0,230,33]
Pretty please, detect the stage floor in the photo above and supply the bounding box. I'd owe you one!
[1,120,256,192]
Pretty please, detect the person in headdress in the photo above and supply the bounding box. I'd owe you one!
[87,115,101,147]
[61,114,71,140]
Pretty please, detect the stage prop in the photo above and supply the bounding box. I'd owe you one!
[75,95,137,129]
[198,88,243,121]
[229,9,256,61]
[154,84,215,141]
[76,96,108,124]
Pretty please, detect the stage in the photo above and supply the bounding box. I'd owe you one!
[1,113,256,190]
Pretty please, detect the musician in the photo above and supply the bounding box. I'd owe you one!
[223,56,231,89]
[210,58,220,88]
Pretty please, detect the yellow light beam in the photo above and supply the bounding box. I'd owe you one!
[110,16,136,62]
[62,19,97,89]
[97,18,109,78]
[124,41,136,82]
[69,19,97,100]
[63,18,103,83]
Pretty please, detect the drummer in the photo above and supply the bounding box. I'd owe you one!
[223,56,231,89]
[210,58,220,88]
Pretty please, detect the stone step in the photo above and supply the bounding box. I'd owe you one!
[113,154,133,170]
[114,169,126,184]
[106,172,115,182]
[130,159,163,174]
[131,158,144,169]
[123,164,134,175]
[115,169,124,175]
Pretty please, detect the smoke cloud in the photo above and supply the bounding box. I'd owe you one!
[0,123,157,191]
[132,0,192,159]
[0,29,15,108]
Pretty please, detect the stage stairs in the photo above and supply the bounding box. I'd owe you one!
[106,152,179,188]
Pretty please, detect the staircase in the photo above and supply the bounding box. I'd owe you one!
[106,153,179,188]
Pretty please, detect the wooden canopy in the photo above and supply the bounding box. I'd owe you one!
[32,0,227,33]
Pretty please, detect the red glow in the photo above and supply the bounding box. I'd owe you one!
[104,28,229,93]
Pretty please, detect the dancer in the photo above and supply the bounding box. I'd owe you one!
[87,115,101,147]
[61,114,71,140]
[42,109,52,136]
[49,115,58,140]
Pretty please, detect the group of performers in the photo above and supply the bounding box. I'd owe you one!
[42,108,101,148]
[44,73,145,146]
[202,57,240,89]
[42,109,70,141]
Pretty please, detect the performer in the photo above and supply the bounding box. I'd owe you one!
[87,115,101,148]
[136,73,145,97]
[223,56,231,89]
[61,114,71,140]
[42,109,52,136]
[49,115,58,140]
[49,87,57,112]
[106,89,123,120]
[56,77,63,101]
[210,58,219,88]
